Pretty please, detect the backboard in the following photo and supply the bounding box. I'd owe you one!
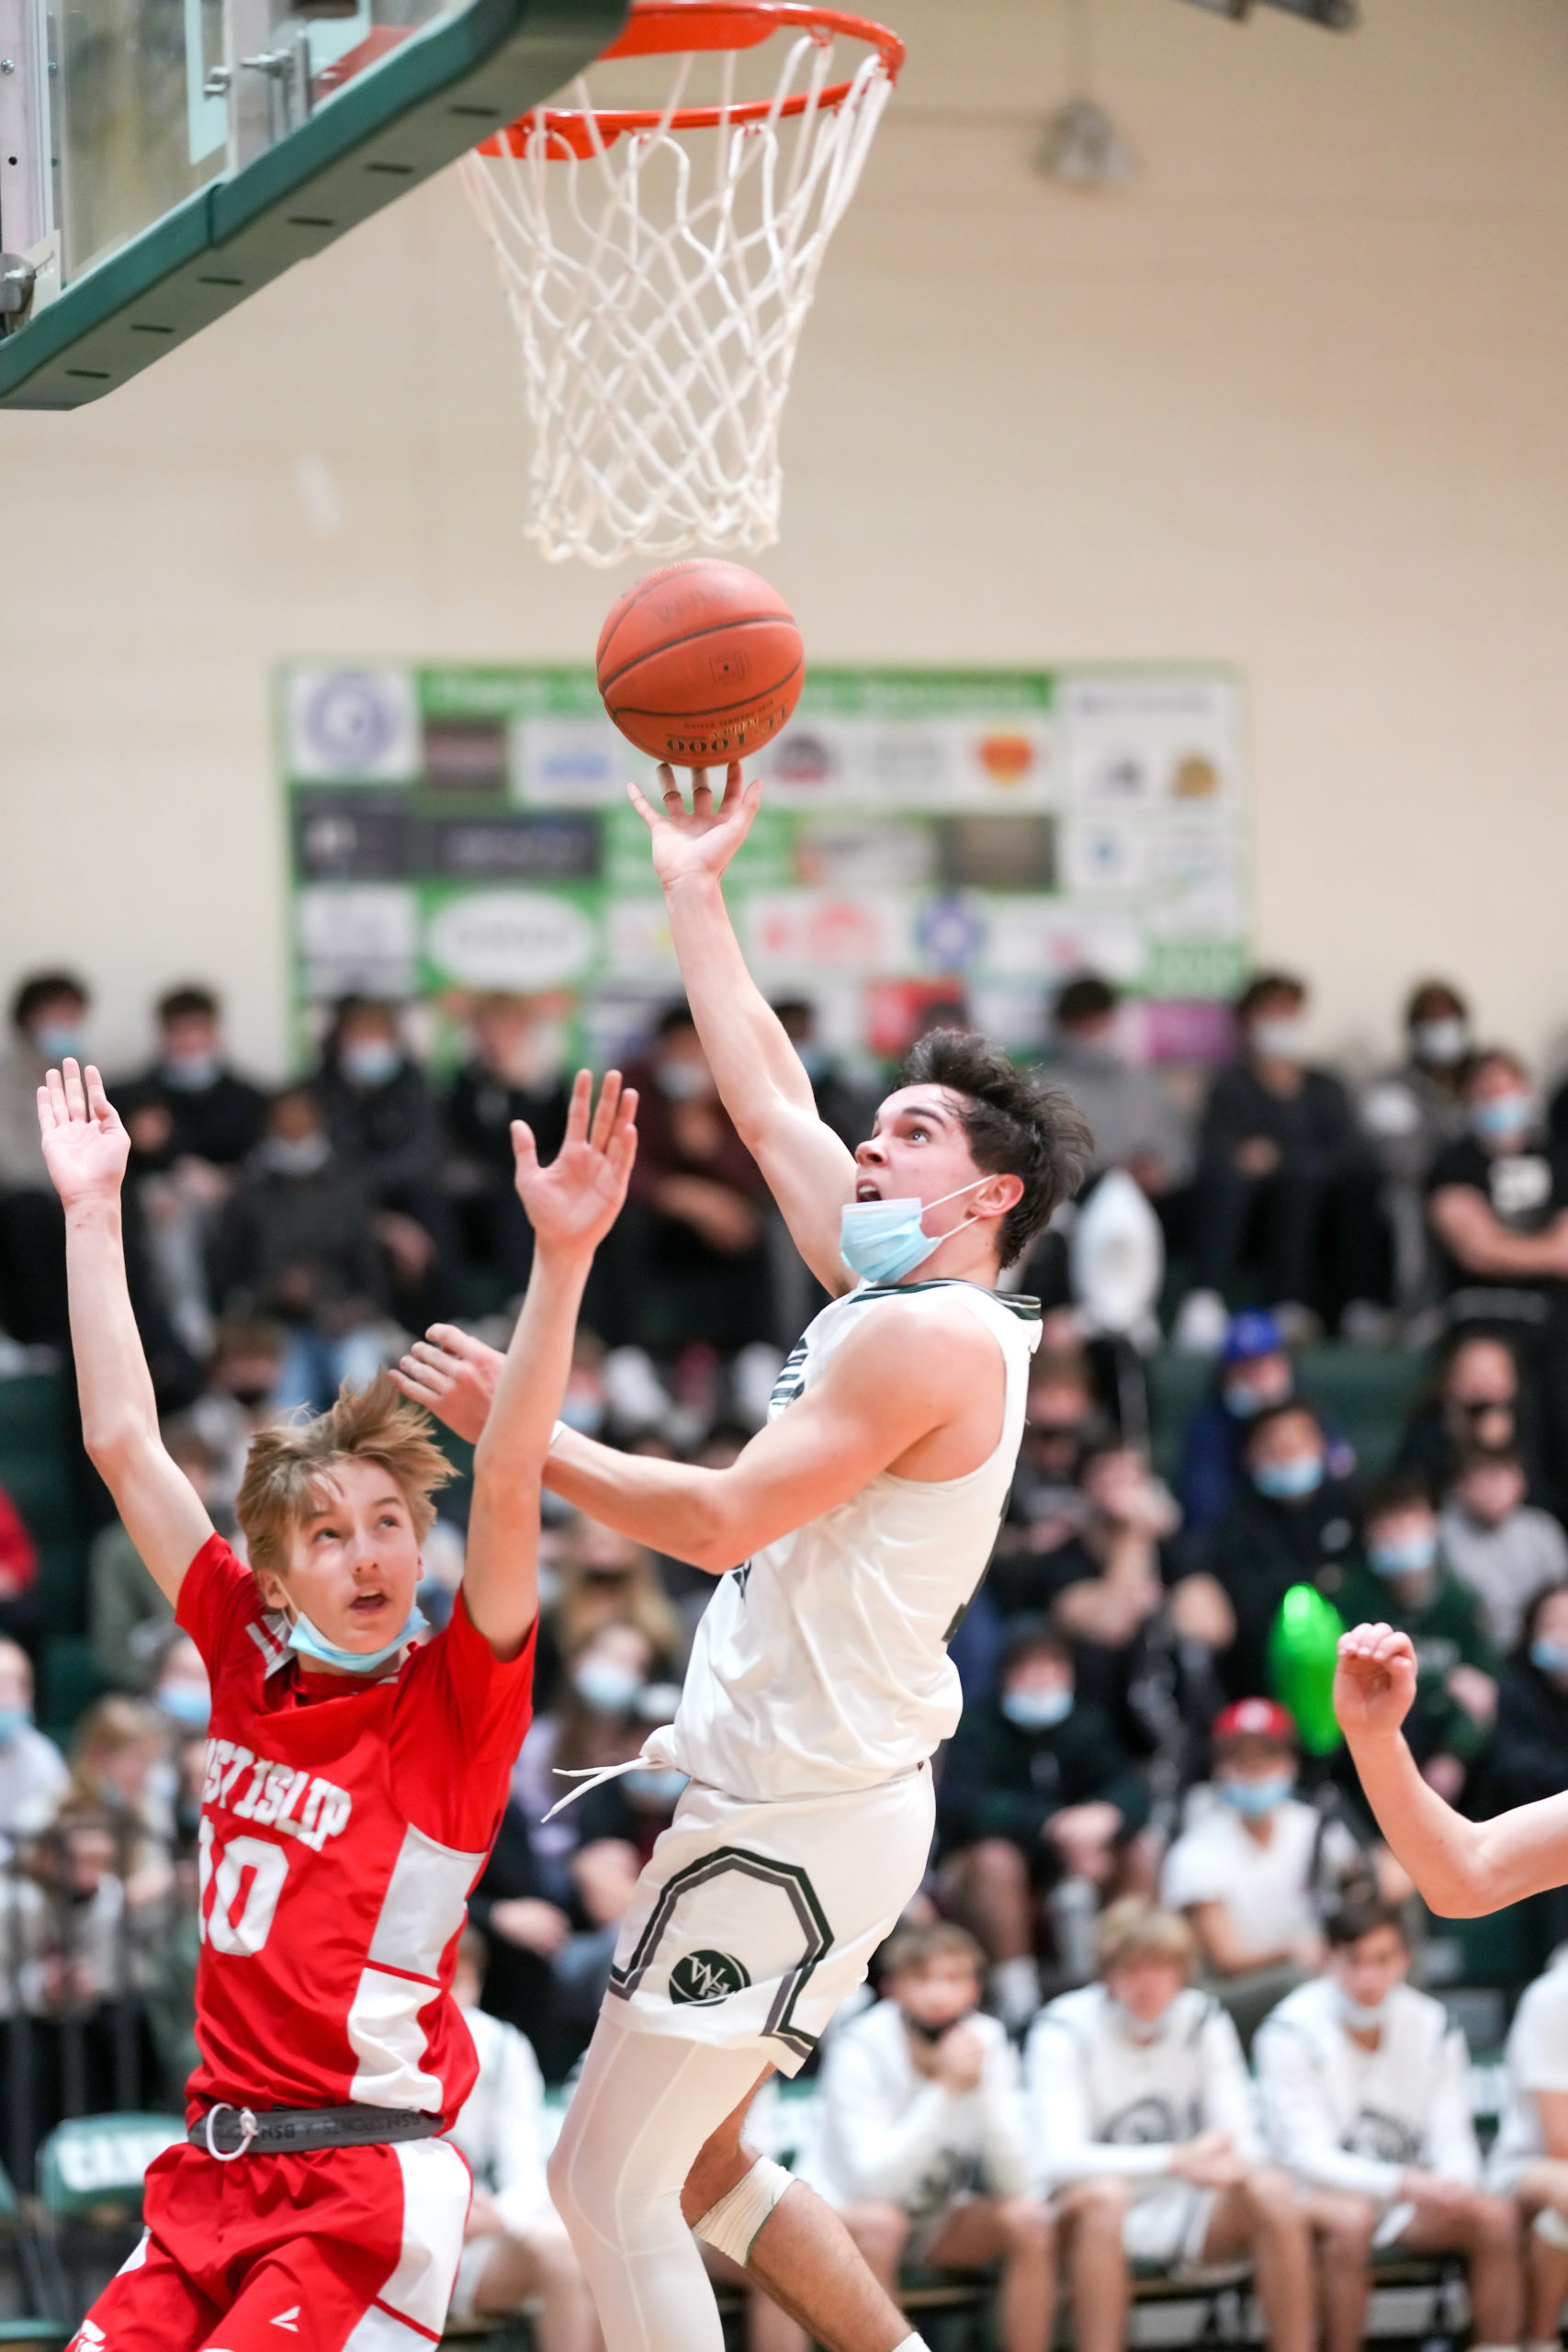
[0,0,627,407]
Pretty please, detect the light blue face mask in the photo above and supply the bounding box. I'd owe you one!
[1000,1685,1074,1732]
[1472,1092,1534,1143]
[156,1685,210,1730]
[35,1024,85,1065]
[0,1705,30,1747]
[1220,1773,1292,1817]
[1532,1639,1568,1677]
[1253,1453,1324,1502]
[343,1040,400,1088]
[1224,1382,1271,1419]
[287,1604,426,1676]
[840,1177,988,1286]
[1368,1532,1437,1579]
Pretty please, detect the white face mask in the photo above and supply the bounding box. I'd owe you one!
[1332,1982,1391,2031]
[1412,1017,1469,1067]
[1249,1015,1308,1062]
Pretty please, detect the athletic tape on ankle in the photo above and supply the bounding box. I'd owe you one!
[1534,2206,1568,2249]
[694,2156,793,2267]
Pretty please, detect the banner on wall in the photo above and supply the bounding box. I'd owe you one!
[277,663,1249,1064]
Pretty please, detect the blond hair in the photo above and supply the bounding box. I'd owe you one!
[879,1921,986,1983]
[235,1372,454,1581]
[1095,1896,1196,1979]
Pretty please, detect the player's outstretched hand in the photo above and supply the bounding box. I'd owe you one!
[513,1069,637,1259]
[1335,1623,1418,1742]
[36,1060,130,1210]
[627,760,762,890]
[394,1326,503,1443]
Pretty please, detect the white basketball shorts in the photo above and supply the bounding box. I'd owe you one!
[604,1767,936,2074]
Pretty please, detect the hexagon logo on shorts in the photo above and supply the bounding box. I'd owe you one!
[669,1949,752,2005]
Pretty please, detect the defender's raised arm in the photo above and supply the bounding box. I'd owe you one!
[462,1069,637,1657]
[37,1060,212,1601]
[628,761,858,1292]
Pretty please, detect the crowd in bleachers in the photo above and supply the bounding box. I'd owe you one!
[8,955,1568,2341]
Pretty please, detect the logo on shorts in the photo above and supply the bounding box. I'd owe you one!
[669,1949,751,2006]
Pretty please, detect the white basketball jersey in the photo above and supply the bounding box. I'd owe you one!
[650,1280,1041,1804]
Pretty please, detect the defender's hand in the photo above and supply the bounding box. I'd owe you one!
[513,1069,637,1259]
[626,761,762,891]
[1336,1623,1418,1740]
[37,1061,130,1210]
[394,1325,504,1442]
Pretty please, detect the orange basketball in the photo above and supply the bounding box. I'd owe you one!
[596,560,804,766]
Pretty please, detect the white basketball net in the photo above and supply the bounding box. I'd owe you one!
[459,28,894,567]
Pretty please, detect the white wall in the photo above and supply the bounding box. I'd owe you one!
[4,0,1568,1080]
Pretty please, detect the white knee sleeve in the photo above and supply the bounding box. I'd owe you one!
[1534,2205,1568,2249]
[694,2156,794,2267]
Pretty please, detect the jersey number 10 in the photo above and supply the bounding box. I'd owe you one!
[198,1820,289,1956]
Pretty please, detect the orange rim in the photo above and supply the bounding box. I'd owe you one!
[477,0,904,162]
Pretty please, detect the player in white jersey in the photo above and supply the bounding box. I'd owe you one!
[1486,1943,1568,2352]
[397,760,1092,2352]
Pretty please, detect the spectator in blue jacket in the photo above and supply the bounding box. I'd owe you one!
[1178,1312,1356,1537]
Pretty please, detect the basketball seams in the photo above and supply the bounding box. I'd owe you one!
[599,602,798,697]
[600,616,801,704]
[610,658,806,740]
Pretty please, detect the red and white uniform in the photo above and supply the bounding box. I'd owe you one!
[72,1533,536,2352]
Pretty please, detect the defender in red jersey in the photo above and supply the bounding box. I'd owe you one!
[37,1057,637,2352]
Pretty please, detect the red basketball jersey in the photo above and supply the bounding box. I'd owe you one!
[176,1533,535,2121]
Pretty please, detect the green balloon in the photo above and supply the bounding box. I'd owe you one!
[1269,1583,1347,1755]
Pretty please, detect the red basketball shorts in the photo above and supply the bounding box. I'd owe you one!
[66,2134,471,2352]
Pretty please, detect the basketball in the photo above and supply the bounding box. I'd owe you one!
[596,560,805,766]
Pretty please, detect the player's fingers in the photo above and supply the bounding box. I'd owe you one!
[659,763,684,810]
[562,1069,592,1147]
[425,1322,488,1363]
[720,760,745,812]
[45,1067,68,1125]
[626,779,659,832]
[85,1065,115,1126]
[35,1083,54,1136]
[589,1070,622,1154]
[615,1083,639,1139]
[511,1119,539,1181]
[391,1367,446,1408]
[403,1339,457,1376]
[62,1057,87,1122]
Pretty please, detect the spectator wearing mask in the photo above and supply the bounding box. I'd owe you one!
[1485,1940,1568,2352]
[619,1006,774,1354]
[1336,1474,1497,1804]
[938,1625,1151,2026]
[1161,1700,1369,2048]
[1255,1898,1519,2352]
[1192,1400,1359,1702]
[1427,1046,1568,1323]
[116,986,265,1171]
[1359,981,1474,1315]
[185,1317,288,1506]
[445,992,573,1294]
[209,1087,389,1413]
[536,1516,686,1711]
[1046,975,1196,1216]
[0,1638,67,1858]
[65,1695,175,1895]
[88,1415,230,1689]
[147,1631,210,1739]
[315,995,459,1325]
[1395,1330,1543,1506]
[1178,972,1387,1352]
[960,1349,1100,1707]
[446,1928,605,2350]
[1440,1446,1568,1654]
[1177,1310,1357,1539]
[800,1923,1055,2352]
[1482,1584,1568,1827]
[0,970,91,1345]
[1029,1899,1313,2352]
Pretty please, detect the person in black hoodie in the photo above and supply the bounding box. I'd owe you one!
[1187,1398,1359,1702]
[314,995,459,1324]
[445,993,573,1295]
[938,1623,1150,2026]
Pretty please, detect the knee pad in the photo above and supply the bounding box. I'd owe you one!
[1534,2206,1568,2250]
[693,2156,794,2267]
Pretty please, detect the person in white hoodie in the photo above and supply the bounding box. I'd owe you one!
[446,1930,605,2352]
[799,1923,1055,2352]
[1027,1897,1313,2352]
[1487,1941,1568,2352]
[1255,1895,1520,2352]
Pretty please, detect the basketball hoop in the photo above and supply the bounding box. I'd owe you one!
[459,1,904,567]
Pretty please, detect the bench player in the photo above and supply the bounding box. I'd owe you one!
[396,761,1093,2352]
[39,1057,636,2352]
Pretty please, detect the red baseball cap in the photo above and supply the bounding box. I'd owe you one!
[1212,1698,1296,1748]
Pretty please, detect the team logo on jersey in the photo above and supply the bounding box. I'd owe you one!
[669,1949,752,2006]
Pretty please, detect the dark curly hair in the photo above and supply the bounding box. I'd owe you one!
[893,1028,1094,1269]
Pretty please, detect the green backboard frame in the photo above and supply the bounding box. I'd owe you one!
[0,0,626,410]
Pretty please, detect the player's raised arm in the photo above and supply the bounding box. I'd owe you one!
[628,761,858,1292]
[37,1060,213,1601]
[1336,1621,1568,1916]
[461,1070,637,1658]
